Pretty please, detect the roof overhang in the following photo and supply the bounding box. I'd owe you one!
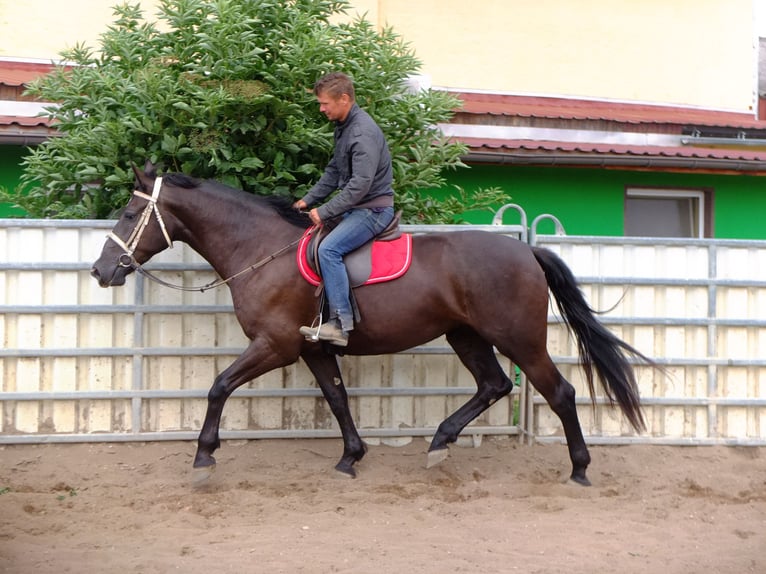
[444,91,766,174]
[456,138,766,173]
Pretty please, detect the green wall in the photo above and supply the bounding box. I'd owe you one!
[446,164,766,239]
[0,146,28,217]
[2,141,765,239]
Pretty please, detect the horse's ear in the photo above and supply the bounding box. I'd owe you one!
[143,159,157,179]
[131,161,154,192]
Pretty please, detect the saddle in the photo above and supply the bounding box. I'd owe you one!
[296,211,412,288]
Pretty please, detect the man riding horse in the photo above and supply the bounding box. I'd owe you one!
[293,72,396,347]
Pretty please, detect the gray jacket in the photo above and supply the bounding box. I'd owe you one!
[301,104,394,221]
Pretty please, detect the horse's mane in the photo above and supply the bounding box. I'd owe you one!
[162,172,312,229]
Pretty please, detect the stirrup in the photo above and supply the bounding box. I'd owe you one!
[303,308,324,342]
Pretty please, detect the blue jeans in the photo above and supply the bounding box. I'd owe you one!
[317,207,395,331]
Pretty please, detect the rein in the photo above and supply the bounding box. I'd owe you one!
[136,234,309,293]
[107,177,315,293]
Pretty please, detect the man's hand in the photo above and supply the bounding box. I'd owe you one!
[308,208,322,226]
[292,200,321,225]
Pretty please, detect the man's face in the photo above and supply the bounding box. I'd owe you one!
[316,91,351,122]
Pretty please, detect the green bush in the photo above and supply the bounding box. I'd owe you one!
[2,0,507,221]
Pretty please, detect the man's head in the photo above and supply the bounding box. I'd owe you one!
[313,72,355,122]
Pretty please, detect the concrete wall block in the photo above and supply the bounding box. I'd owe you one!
[146,272,184,304]
[220,397,250,430]
[84,400,112,433]
[16,357,40,394]
[15,402,39,433]
[281,397,319,430]
[146,314,183,347]
[631,285,657,317]
[632,325,656,359]
[718,287,750,320]
[51,357,77,393]
[390,354,415,430]
[8,228,43,263]
[44,271,78,305]
[182,398,207,431]
[719,327,750,361]
[49,315,78,348]
[215,314,250,347]
[561,243,595,275]
[534,406,564,437]
[187,314,216,347]
[354,356,389,429]
[486,395,513,427]
[45,228,81,262]
[717,246,763,280]
[78,314,114,347]
[153,398,181,432]
[182,272,222,306]
[599,407,628,436]
[86,357,117,391]
[721,366,748,398]
[720,406,748,438]
[183,356,216,390]
[51,400,76,434]
[16,314,42,349]
[415,354,450,428]
[662,407,685,437]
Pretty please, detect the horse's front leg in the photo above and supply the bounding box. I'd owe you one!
[193,337,292,475]
[302,349,366,477]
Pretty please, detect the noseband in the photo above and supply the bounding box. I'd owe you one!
[107,177,173,268]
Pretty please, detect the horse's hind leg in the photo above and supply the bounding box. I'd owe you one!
[428,326,514,467]
[514,352,592,485]
[302,349,366,478]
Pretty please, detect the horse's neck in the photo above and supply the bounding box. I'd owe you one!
[166,188,299,280]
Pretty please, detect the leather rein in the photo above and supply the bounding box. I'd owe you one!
[107,177,312,293]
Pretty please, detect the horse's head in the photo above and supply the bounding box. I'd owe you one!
[91,160,174,287]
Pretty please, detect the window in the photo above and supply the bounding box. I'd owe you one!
[624,188,712,238]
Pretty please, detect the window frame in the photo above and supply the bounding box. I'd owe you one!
[624,186,714,238]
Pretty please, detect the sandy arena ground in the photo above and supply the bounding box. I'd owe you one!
[1,438,765,573]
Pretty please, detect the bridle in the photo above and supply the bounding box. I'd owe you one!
[106,176,314,293]
[108,176,172,269]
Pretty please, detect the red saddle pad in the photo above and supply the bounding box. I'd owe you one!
[297,228,413,287]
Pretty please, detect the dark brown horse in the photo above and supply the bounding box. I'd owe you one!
[91,162,652,486]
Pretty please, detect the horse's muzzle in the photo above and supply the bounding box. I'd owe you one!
[90,264,127,287]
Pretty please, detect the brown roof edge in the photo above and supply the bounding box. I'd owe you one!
[446,90,766,131]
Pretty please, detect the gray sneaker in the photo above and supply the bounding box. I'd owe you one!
[299,320,349,347]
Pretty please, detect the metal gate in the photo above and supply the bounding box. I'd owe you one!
[1,213,765,446]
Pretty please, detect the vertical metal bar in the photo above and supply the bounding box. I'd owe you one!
[707,243,718,438]
[131,272,145,435]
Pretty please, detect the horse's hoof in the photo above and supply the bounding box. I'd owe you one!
[568,473,591,487]
[334,461,357,479]
[191,464,216,486]
[426,447,449,469]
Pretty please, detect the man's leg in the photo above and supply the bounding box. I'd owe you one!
[306,208,394,339]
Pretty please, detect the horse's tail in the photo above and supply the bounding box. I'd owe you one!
[531,246,652,432]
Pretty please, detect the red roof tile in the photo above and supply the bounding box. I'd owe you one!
[0,61,57,87]
[454,92,766,130]
[458,137,766,164]
[0,115,52,128]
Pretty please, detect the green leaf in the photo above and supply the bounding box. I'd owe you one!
[240,157,265,169]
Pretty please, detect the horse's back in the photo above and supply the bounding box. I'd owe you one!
[411,229,542,278]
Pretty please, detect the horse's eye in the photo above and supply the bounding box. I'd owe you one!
[124,211,137,221]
